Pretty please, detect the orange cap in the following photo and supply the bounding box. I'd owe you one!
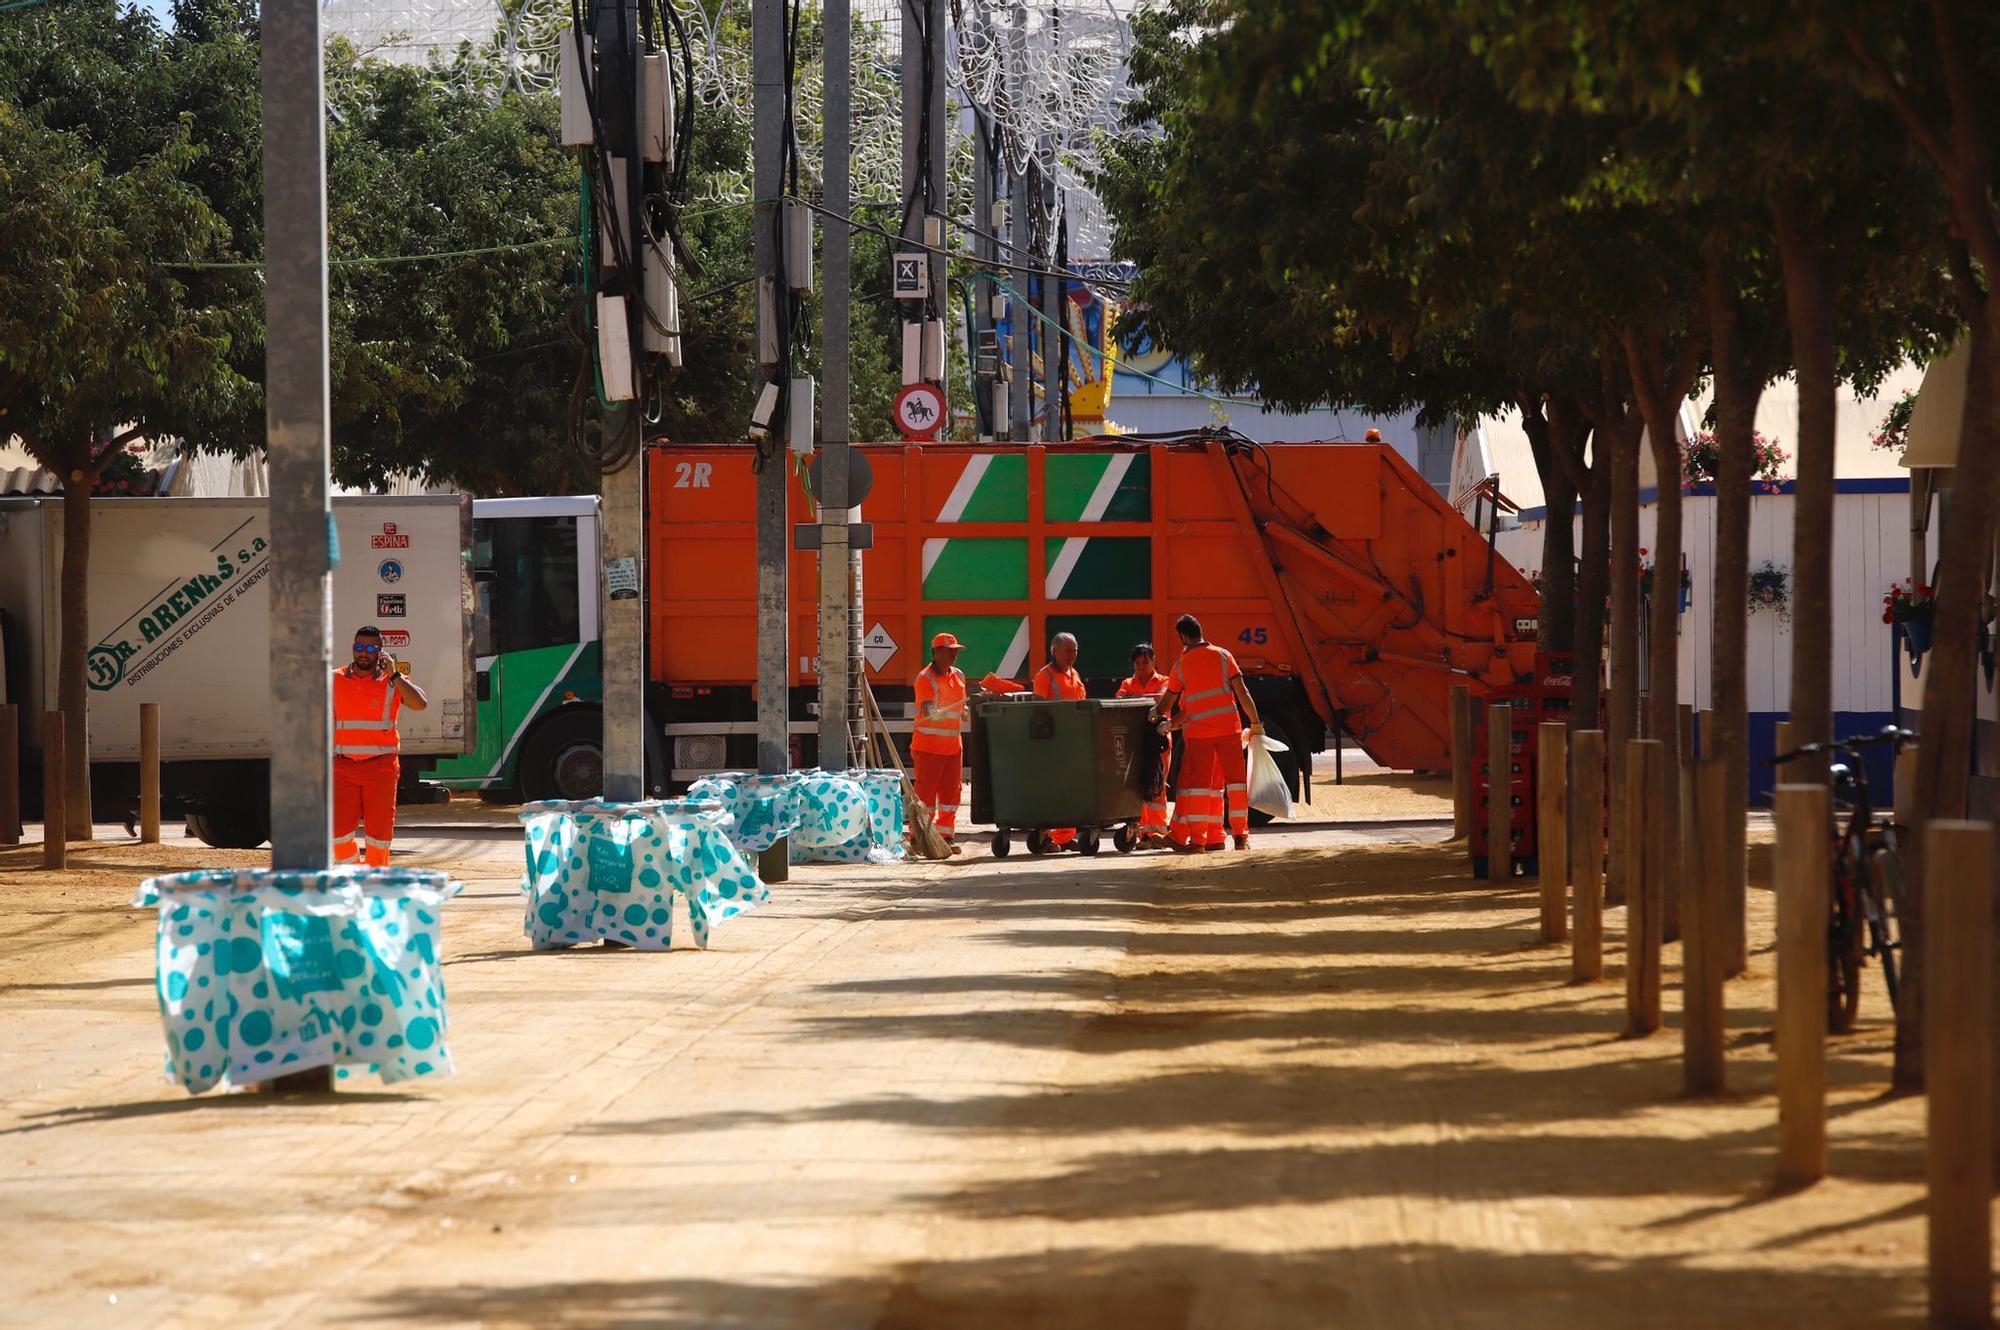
[931,632,965,650]
[1364,427,1383,442]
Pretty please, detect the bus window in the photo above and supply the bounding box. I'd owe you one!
[473,515,581,655]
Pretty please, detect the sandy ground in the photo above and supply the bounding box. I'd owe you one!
[0,784,1938,1329]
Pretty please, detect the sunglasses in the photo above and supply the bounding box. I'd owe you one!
[353,643,381,654]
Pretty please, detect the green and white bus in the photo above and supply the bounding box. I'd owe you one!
[429,496,607,801]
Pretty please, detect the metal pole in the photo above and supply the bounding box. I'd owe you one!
[927,0,947,322]
[139,701,160,844]
[972,105,997,441]
[817,0,853,772]
[1040,197,1062,442]
[0,704,19,845]
[1006,4,1032,442]
[753,0,790,876]
[263,0,332,872]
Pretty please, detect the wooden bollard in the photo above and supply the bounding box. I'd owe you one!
[1487,702,1513,884]
[1450,684,1473,839]
[1774,719,1793,764]
[1696,707,1713,762]
[139,702,161,844]
[0,702,19,846]
[1683,759,1728,1094]
[1571,729,1606,982]
[1926,820,1993,1329]
[1774,783,1829,1188]
[1624,739,1664,1035]
[1606,742,1628,909]
[1537,721,1568,942]
[42,711,65,870]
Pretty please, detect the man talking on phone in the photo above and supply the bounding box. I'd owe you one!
[332,625,429,867]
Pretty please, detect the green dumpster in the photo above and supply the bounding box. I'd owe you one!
[972,696,1161,857]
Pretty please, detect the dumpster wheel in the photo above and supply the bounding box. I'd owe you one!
[992,828,1013,858]
[1077,827,1102,856]
[1027,828,1056,855]
[1113,824,1137,854]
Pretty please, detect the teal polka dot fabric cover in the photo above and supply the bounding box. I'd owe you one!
[685,773,801,855]
[792,768,906,865]
[132,867,461,1096]
[518,798,767,951]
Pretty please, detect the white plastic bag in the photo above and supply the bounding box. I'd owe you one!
[1246,733,1293,819]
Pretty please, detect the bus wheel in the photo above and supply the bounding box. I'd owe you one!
[520,710,604,803]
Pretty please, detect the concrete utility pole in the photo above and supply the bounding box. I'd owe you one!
[263,0,333,872]
[599,0,647,803]
[816,0,855,771]
[752,0,790,873]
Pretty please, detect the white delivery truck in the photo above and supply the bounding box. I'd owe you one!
[0,495,476,848]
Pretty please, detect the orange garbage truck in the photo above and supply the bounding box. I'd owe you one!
[645,434,1540,806]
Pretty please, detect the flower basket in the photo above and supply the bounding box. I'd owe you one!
[1884,579,1935,675]
[1681,430,1789,492]
[1747,563,1791,624]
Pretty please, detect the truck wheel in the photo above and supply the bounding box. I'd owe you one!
[519,710,603,803]
[187,800,270,851]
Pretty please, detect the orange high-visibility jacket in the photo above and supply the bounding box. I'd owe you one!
[1116,673,1168,701]
[912,664,969,754]
[333,667,403,759]
[1169,642,1244,739]
[1033,664,1086,700]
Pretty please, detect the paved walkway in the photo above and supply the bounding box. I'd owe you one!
[0,815,1929,1328]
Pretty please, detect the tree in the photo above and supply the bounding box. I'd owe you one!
[0,100,254,838]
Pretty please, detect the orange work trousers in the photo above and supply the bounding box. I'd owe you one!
[1171,734,1249,848]
[912,748,962,837]
[334,754,399,867]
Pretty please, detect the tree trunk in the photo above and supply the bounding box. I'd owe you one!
[1572,451,1610,732]
[1705,257,1760,983]
[1606,415,1642,906]
[58,470,94,841]
[1774,188,1837,782]
[1641,391,1685,942]
[1907,312,2000,1093]
[1540,466,1578,657]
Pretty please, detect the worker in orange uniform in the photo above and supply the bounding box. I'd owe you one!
[912,631,974,854]
[1157,613,1263,852]
[1115,642,1171,848]
[332,625,428,867]
[1033,632,1088,848]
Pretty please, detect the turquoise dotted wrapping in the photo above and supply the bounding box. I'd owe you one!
[132,867,461,1096]
[518,798,767,951]
[686,772,802,856]
[793,768,906,864]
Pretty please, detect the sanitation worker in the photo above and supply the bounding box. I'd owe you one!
[1157,613,1263,852]
[912,631,972,853]
[1115,642,1172,848]
[1033,632,1088,849]
[332,625,429,867]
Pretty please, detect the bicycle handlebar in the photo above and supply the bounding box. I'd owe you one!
[1769,725,1914,769]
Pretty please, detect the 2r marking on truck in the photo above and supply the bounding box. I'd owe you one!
[671,460,713,489]
[87,531,273,690]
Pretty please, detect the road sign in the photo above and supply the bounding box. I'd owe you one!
[807,447,874,506]
[893,383,946,441]
[862,622,898,673]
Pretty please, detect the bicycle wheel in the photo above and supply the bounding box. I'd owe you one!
[1866,848,1902,1013]
[1828,871,1864,1034]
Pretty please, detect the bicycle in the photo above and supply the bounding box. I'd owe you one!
[1770,725,1913,1034]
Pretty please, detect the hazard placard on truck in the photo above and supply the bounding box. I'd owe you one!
[0,495,476,847]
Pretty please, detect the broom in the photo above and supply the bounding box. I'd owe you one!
[862,679,954,861]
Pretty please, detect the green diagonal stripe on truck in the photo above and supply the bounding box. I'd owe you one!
[1044,536,1151,600]
[1046,452,1150,522]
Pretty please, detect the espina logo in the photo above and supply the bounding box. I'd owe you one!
[87,524,273,690]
